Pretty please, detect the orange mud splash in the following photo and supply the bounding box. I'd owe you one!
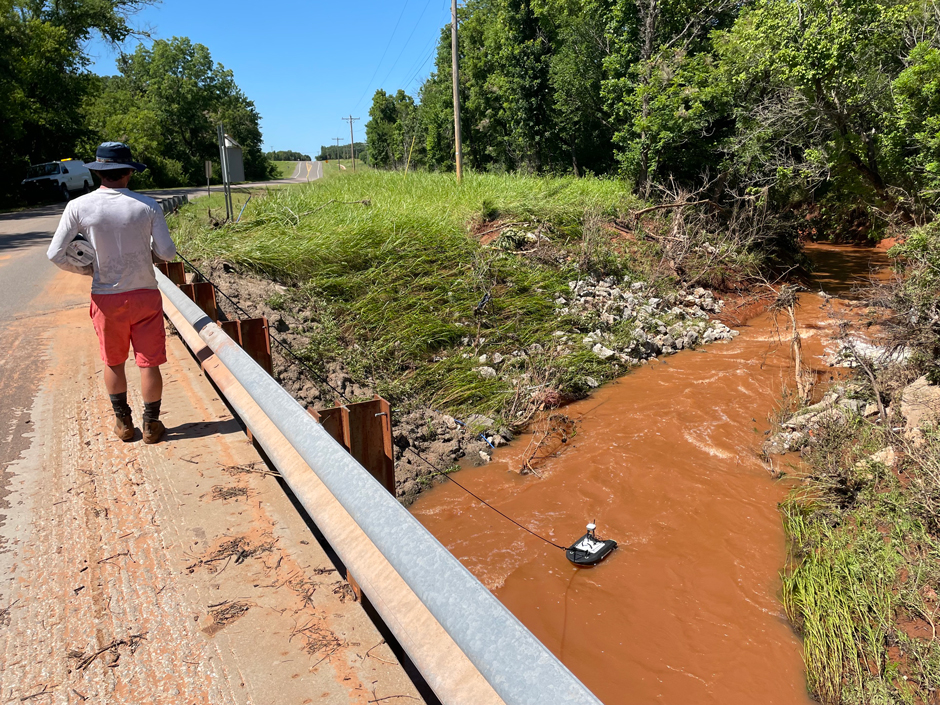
[410,243,891,705]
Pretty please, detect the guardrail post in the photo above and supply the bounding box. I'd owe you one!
[237,318,273,375]
[307,405,350,451]
[307,398,395,496]
[346,397,396,495]
[156,261,186,286]
[216,318,273,376]
[179,282,218,321]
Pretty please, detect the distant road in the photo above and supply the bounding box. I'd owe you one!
[289,160,322,181]
[0,162,322,322]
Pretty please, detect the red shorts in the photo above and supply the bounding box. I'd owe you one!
[90,289,167,368]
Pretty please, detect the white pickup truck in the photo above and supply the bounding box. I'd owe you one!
[21,159,93,204]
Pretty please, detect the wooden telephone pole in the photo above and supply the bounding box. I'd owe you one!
[332,137,344,162]
[343,115,360,171]
[451,0,463,182]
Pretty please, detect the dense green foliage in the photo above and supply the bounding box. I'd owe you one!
[367,0,940,233]
[889,221,940,382]
[1,0,142,201]
[266,150,311,161]
[0,1,274,204]
[316,143,369,163]
[83,37,275,187]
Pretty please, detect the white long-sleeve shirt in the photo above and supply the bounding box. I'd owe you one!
[47,188,177,294]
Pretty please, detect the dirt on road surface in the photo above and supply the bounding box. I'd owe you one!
[0,266,422,704]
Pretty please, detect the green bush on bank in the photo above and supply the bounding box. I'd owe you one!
[781,413,940,704]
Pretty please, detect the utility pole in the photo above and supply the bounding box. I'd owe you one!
[451,0,464,182]
[332,136,343,160]
[342,116,360,171]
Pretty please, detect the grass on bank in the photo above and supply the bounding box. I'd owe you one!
[781,414,940,705]
[169,170,648,420]
[272,160,298,178]
[319,159,371,178]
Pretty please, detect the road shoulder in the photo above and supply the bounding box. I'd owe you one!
[0,298,421,704]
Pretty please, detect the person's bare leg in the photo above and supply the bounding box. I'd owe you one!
[140,366,162,403]
[104,362,128,395]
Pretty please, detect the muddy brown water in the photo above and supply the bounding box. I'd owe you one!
[410,243,891,705]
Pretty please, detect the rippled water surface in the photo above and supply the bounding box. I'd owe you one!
[410,243,890,705]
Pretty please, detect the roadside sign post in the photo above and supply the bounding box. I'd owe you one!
[205,160,212,199]
[216,124,233,221]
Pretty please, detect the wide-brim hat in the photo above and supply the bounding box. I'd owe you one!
[84,141,147,172]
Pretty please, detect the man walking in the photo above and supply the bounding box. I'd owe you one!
[47,142,177,444]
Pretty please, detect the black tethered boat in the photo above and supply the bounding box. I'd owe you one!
[566,523,617,566]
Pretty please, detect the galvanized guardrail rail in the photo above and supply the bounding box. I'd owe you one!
[156,268,605,705]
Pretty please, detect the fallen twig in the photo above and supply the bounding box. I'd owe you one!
[19,684,54,701]
[97,551,130,564]
[1,598,20,619]
[77,633,148,671]
[363,640,397,666]
[368,694,419,703]
[475,221,530,239]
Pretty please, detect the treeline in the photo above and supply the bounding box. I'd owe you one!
[266,150,312,161]
[367,0,940,235]
[316,143,370,163]
[1,1,274,205]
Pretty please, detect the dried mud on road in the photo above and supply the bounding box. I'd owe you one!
[0,288,422,704]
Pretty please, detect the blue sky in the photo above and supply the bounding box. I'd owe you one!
[86,0,452,157]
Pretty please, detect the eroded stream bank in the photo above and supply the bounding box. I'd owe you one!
[410,243,891,705]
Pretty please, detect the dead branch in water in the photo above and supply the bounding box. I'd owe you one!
[519,413,578,474]
[766,282,813,404]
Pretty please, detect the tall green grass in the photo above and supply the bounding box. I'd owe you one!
[173,171,635,278]
[272,160,297,178]
[170,171,641,418]
[781,417,940,704]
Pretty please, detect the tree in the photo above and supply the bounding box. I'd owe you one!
[602,0,738,189]
[266,150,312,161]
[366,89,423,169]
[892,42,940,207]
[715,0,939,220]
[85,37,275,186]
[0,0,154,203]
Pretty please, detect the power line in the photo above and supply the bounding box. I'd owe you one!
[404,47,436,91]
[400,33,439,89]
[352,0,412,111]
[377,0,436,92]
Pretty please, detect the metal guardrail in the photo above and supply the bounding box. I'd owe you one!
[156,269,605,705]
[157,194,189,214]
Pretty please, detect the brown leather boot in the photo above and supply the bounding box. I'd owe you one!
[142,419,165,444]
[114,414,135,442]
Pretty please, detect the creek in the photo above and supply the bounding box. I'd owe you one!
[410,243,891,705]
